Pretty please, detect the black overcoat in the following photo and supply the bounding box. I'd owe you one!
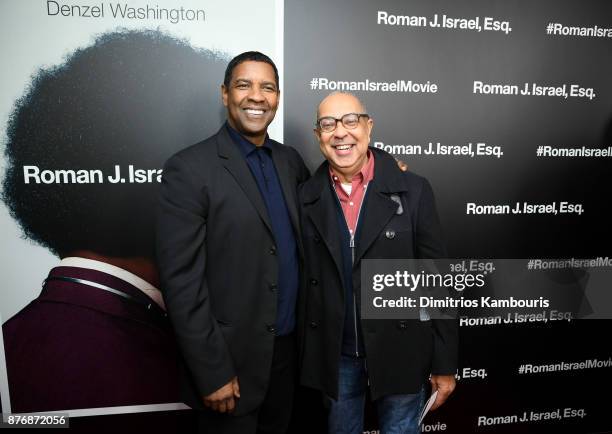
[297,147,458,400]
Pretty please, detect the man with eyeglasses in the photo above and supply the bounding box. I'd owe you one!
[297,91,457,434]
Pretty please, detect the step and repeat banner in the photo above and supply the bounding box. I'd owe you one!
[0,0,610,433]
[284,0,611,433]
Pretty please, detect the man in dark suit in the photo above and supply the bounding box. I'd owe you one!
[298,92,458,434]
[156,52,310,434]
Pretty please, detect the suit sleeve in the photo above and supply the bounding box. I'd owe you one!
[415,178,458,375]
[156,154,236,397]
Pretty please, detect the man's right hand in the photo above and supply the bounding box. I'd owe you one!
[203,376,241,413]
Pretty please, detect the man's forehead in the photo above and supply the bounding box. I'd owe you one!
[318,94,364,117]
[231,61,276,83]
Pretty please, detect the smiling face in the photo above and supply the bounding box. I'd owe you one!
[315,93,373,182]
[222,60,279,146]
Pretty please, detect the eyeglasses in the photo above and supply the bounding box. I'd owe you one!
[316,113,369,133]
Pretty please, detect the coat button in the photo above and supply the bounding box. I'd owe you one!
[267,325,276,333]
[397,321,408,330]
[310,278,318,286]
[314,235,321,243]
[269,283,278,292]
[269,246,277,255]
[309,321,318,329]
[385,230,396,239]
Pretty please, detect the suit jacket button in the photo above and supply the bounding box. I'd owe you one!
[309,321,318,329]
[385,230,396,239]
[269,246,277,255]
[269,283,278,292]
[314,235,321,243]
[310,278,318,286]
[267,325,276,333]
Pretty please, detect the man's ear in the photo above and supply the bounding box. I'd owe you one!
[366,117,374,143]
[221,84,228,107]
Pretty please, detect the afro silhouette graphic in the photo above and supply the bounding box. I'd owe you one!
[2,29,227,413]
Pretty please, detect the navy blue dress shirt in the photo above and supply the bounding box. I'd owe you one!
[227,123,299,336]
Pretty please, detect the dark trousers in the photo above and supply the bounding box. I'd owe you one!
[197,334,296,434]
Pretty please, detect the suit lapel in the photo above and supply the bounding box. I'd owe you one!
[354,181,399,265]
[216,127,273,235]
[304,172,346,291]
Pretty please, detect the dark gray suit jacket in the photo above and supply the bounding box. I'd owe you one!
[156,125,309,415]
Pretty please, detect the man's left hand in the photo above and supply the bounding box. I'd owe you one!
[429,374,456,411]
[395,158,408,172]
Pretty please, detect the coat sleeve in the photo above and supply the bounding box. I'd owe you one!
[415,178,458,375]
[156,153,236,397]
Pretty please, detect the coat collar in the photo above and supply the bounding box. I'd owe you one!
[300,147,408,204]
[39,266,171,329]
[301,147,409,270]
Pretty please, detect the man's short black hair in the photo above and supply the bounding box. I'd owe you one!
[2,29,227,258]
[223,51,279,89]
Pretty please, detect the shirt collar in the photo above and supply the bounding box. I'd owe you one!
[59,257,165,310]
[226,122,271,158]
[329,149,375,185]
